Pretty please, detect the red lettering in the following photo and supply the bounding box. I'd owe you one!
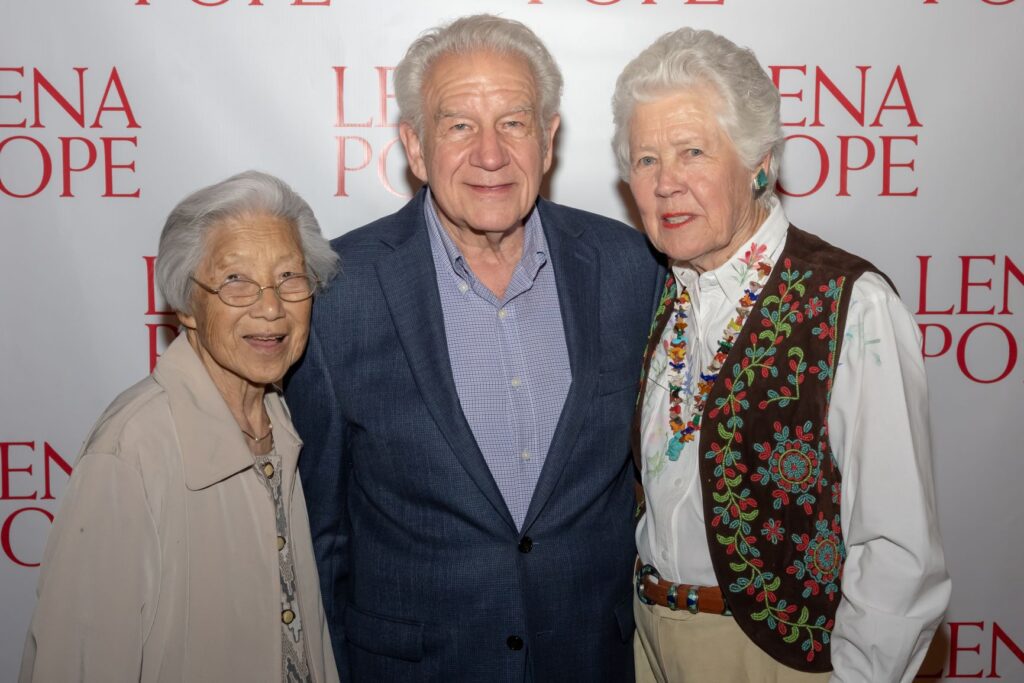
[879,135,918,196]
[1000,256,1023,314]
[92,68,140,128]
[812,66,869,127]
[375,66,396,127]
[32,67,86,128]
[956,323,1018,384]
[335,135,372,197]
[0,442,36,501]
[870,66,921,127]
[917,255,954,314]
[42,443,72,501]
[334,67,371,127]
[991,623,1024,677]
[144,256,174,315]
[770,65,807,127]
[776,134,828,197]
[1,507,53,568]
[377,136,414,199]
[948,622,986,678]
[960,256,997,314]
[0,67,27,127]
[102,136,140,197]
[59,136,97,197]
[837,135,874,196]
[148,323,180,372]
[919,323,953,359]
[0,136,52,197]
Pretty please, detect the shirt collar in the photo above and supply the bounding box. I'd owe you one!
[153,334,302,492]
[423,187,548,285]
[672,197,789,304]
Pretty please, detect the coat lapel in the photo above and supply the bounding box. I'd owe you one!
[521,201,600,532]
[374,191,517,532]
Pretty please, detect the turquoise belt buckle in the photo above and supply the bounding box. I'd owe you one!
[686,587,700,614]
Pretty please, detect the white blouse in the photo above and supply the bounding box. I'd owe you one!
[636,202,951,682]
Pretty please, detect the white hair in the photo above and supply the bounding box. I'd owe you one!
[393,14,563,142]
[612,27,784,207]
[156,170,339,314]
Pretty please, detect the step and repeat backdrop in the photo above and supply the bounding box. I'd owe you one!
[1,0,1022,679]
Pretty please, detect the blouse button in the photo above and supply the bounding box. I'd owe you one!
[282,609,295,625]
[277,535,286,551]
[262,462,275,478]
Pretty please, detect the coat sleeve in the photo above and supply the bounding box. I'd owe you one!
[286,322,351,676]
[19,452,160,683]
[827,272,952,683]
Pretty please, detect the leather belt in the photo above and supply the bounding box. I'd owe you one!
[634,559,731,616]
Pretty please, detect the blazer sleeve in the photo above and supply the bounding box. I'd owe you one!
[19,452,160,683]
[286,322,351,675]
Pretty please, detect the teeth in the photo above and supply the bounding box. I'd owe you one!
[663,215,690,225]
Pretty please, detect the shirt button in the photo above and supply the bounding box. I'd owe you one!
[498,308,508,319]
[277,535,286,551]
[282,609,295,625]
[506,635,524,651]
[518,536,533,553]
[521,450,531,461]
[262,463,275,478]
[458,282,469,293]
[510,377,521,388]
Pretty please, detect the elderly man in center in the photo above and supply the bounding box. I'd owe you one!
[286,14,663,682]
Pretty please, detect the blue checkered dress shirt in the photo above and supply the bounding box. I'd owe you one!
[424,191,572,529]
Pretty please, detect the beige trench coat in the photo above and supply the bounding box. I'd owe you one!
[20,335,339,683]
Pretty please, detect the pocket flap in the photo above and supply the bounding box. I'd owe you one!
[344,604,425,662]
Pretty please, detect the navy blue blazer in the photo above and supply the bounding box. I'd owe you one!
[286,189,663,682]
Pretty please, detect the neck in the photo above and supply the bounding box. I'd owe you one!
[438,215,526,300]
[185,328,271,453]
[689,201,770,275]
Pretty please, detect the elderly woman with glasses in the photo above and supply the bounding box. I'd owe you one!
[617,29,950,683]
[20,171,340,683]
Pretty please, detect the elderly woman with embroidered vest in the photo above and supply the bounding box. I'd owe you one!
[617,29,951,683]
[20,171,340,683]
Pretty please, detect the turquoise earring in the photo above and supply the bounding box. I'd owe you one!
[753,168,768,194]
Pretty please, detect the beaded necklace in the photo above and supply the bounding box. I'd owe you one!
[665,246,773,461]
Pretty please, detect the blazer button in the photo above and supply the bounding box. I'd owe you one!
[506,635,524,651]
[518,536,533,553]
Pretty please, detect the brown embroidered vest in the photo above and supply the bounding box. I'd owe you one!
[634,226,890,672]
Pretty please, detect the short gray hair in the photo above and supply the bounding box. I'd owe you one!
[156,170,339,314]
[612,27,783,207]
[393,14,563,141]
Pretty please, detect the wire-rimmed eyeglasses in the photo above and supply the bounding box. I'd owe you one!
[189,274,319,307]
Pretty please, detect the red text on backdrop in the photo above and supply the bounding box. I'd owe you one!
[0,67,139,198]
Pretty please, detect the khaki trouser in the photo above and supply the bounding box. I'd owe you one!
[634,595,832,683]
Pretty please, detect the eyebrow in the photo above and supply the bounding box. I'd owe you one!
[435,105,536,122]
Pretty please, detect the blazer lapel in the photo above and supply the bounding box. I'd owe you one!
[375,192,517,532]
[521,201,600,531]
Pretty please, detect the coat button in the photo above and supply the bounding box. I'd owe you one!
[518,536,533,553]
[506,635,524,651]
[282,609,295,625]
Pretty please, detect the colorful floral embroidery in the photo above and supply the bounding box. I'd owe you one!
[788,513,843,600]
[702,258,848,663]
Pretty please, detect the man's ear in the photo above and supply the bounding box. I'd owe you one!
[400,122,429,183]
[542,113,560,174]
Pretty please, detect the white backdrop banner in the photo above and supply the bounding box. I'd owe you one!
[2,1,1022,680]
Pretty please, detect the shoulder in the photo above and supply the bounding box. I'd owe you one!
[538,198,660,282]
[539,198,650,248]
[785,225,896,292]
[80,376,174,471]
